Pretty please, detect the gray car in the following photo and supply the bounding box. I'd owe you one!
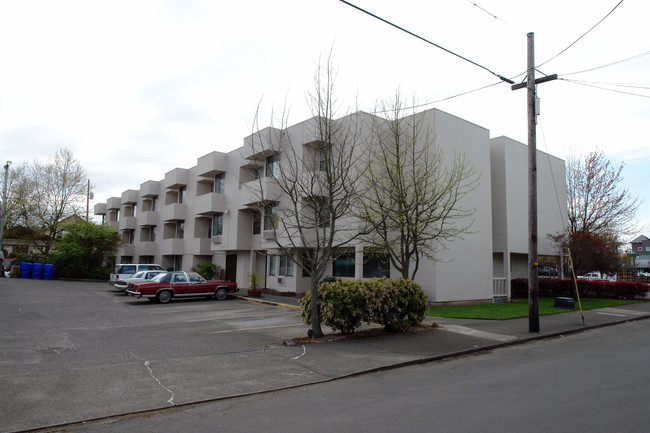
[114,270,167,292]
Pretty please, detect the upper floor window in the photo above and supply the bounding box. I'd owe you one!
[151,196,158,212]
[253,210,261,235]
[264,205,278,231]
[212,214,223,237]
[363,251,390,278]
[266,154,280,178]
[178,186,187,204]
[215,173,225,194]
[176,221,185,239]
[319,147,329,171]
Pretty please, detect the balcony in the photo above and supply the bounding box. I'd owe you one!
[118,216,137,231]
[161,238,185,255]
[196,151,227,178]
[107,220,119,232]
[164,168,188,190]
[120,244,135,256]
[195,193,226,216]
[107,197,121,210]
[121,189,138,205]
[188,238,212,255]
[242,178,283,206]
[163,203,186,222]
[136,242,158,257]
[138,211,159,226]
[140,180,161,198]
[94,203,107,216]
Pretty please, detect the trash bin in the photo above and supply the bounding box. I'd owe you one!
[20,262,32,279]
[43,264,54,280]
[32,263,43,279]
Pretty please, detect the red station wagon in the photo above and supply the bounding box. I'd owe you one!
[126,271,238,304]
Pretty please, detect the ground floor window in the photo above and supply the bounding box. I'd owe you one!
[363,251,390,278]
[333,252,355,278]
[269,254,294,277]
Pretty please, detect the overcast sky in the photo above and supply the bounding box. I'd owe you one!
[1,0,648,240]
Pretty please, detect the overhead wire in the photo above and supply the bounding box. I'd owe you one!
[464,0,527,35]
[559,78,650,98]
[536,0,625,68]
[338,0,514,84]
[560,50,650,76]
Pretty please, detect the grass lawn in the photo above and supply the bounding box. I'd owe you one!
[428,297,645,320]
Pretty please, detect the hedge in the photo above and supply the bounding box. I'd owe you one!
[511,278,649,300]
[300,278,428,334]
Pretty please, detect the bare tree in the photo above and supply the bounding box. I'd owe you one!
[355,93,479,280]
[11,148,87,253]
[244,54,362,338]
[566,149,640,237]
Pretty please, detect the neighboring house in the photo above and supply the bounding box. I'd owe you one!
[630,235,650,268]
[95,108,567,304]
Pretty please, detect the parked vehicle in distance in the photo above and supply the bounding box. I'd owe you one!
[126,271,238,304]
[538,266,558,277]
[114,270,167,292]
[577,271,601,281]
[110,263,165,285]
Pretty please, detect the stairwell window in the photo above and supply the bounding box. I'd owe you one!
[214,173,225,194]
[212,214,223,236]
[265,154,280,178]
[178,186,187,204]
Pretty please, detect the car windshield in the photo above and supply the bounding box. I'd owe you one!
[131,271,145,279]
[151,272,172,283]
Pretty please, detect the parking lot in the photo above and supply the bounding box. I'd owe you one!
[0,278,312,432]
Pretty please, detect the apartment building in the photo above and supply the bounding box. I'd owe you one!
[95,108,567,304]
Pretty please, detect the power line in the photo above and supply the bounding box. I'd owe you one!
[559,78,650,98]
[561,50,650,76]
[339,0,514,84]
[464,0,526,35]
[537,0,625,68]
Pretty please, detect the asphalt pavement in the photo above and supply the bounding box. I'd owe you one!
[2,279,649,432]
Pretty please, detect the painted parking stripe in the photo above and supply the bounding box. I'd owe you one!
[441,324,518,342]
[187,312,291,322]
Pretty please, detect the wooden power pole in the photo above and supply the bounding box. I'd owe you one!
[512,32,557,333]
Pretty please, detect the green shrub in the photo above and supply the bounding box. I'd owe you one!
[300,278,428,334]
[191,262,220,280]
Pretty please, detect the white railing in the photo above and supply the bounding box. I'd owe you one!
[492,277,509,301]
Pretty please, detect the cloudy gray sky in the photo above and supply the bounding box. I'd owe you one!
[1,0,648,239]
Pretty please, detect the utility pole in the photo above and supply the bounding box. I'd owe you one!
[512,33,557,333]
[0,161,12,268]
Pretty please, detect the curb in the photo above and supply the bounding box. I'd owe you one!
[232,294,301,311]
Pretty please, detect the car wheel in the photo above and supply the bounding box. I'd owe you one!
[215,287,228,301]
[156,290,172,304]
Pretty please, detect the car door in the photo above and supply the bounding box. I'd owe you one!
[170,273,190,296]
[187,273,210,295]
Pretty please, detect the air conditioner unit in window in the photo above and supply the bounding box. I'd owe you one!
[212,235,222,244]
[277,276,285,285]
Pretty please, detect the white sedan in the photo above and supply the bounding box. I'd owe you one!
[115,270,167,292]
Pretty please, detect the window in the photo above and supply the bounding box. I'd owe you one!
[215,173,225,194]
[363,251,390,278]
[255,166,264,180]
[315,199,330,228]
[264,205,278,230]
[172,273,188,283]
[269,255,276,275]
[333,252,355,278]
[302,253,312,277]
[176,221,185,239]
[646,247,650,252]
[265,154,280,178]
[253,211,261,235]
[270,255,294,277]
[151,196,158,212]
[319,147,329,171]
[178,186,186,204]
[149,226,156,242]
[212,214,223,237]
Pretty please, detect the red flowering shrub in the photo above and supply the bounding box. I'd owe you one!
[511,278,649,300]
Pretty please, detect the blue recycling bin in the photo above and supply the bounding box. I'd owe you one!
[20,262,32,279]
[32,263,43,279]
[43,264,54,280]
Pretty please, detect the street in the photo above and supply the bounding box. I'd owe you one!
[62,318,650,433]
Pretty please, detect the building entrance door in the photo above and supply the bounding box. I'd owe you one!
[225,254,237,282]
